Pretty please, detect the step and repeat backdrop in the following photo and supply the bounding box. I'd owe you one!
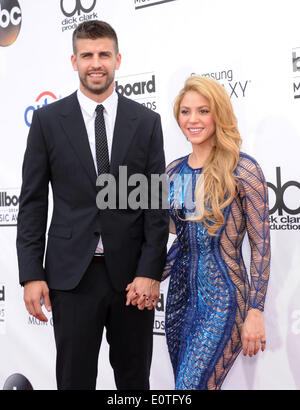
[0,0,300,390]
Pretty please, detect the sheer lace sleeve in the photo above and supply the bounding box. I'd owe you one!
[161,157,186,281]
[237,154,271,311]
[161,236,180,281]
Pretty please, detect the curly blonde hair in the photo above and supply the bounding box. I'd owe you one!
[174,75,242,235]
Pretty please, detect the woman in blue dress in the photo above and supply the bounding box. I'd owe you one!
[163,75,271,390]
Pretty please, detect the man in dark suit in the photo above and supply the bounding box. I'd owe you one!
[16,20,169,390]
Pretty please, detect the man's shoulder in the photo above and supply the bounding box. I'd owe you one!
[35,92,78,117]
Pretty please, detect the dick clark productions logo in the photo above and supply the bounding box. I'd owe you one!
[0,0,22,47]
[60,0,96,16]
[268,167,300,231]
[60,0,98,32]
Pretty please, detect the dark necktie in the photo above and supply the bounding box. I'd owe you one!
[95,104,109,175]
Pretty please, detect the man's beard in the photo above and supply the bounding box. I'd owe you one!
[79,72,114,95]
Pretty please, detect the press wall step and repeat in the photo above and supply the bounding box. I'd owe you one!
[0,0,299,390]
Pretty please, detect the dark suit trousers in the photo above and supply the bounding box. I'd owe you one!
[50,260,154,390]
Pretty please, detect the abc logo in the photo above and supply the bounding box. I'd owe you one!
[3,373,33,390]
[0,0,22,47]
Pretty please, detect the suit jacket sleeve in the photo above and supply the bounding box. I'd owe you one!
[134,114,169,281]
[16,110,50,285]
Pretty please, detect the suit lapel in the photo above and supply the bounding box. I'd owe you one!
[59,92,137,185]
[59,92,97,187]
[110,94,138,176]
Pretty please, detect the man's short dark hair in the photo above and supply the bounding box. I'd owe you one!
[72,20,119,54]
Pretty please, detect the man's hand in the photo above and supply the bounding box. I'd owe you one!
[24,280,51,322]
[126,277,160,311]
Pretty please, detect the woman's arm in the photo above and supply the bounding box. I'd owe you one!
[239,156,271,355]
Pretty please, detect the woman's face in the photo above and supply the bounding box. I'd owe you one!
[178,90,216,148]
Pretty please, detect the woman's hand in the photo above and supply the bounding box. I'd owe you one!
[125,277,160,310]
[241,308,266,357]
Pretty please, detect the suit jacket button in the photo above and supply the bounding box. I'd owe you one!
[94,231,100,236]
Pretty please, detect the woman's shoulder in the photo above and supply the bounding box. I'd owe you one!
[238,151,260,166]
[237,152,263,172]
[166,155,188,175]
[236,152,267,185]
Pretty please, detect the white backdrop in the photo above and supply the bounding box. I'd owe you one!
[0,0,300,390]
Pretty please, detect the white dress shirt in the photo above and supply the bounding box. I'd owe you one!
[77,88,119,253]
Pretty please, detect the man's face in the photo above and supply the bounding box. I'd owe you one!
[71,37,121,101]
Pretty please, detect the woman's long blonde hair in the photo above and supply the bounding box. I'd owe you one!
[174,75,242,235]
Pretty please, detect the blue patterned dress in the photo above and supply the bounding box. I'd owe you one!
[163,153,271,390]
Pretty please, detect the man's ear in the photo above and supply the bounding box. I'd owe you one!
[71,54,78,71]
[115,53,122,71]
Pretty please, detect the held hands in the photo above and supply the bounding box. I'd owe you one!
[24,280,52,322]
[241,308,266,357]
[126,277,160,311]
